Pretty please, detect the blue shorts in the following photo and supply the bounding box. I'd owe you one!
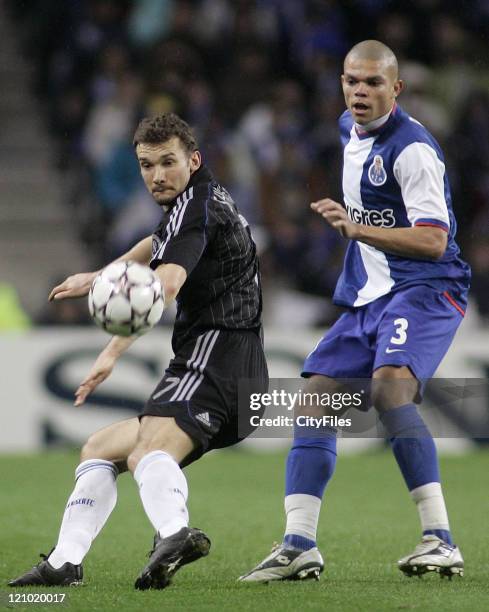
[303,285,466,383]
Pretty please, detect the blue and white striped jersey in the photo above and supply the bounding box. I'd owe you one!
[334,104,470,308]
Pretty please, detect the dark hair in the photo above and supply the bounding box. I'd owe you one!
[133,113,198,154]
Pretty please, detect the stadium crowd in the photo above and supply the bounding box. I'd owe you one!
[6,0,489,323]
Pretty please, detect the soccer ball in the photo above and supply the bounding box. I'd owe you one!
[88,261,164,336]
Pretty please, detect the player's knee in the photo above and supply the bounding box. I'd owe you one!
[304,375,341,395]
[127,447,150,474]
[80,434,103,462]
[127,450,140,474]
[371,370,418,412]
[298,375,345,416]
[370,382,395,412]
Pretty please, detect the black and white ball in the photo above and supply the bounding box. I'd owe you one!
[88,261,164,336]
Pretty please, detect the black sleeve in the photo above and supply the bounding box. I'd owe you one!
[150,185,216,275]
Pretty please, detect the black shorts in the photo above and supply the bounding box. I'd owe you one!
[141,329,269,466]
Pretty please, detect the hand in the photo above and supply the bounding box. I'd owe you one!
[49,272,98,302]
[74,351,116,406]
[311,198,359,239]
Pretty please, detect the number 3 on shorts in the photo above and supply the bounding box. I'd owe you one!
[390,317,408,345]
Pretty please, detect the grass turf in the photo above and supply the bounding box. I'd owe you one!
[1,448,488,611]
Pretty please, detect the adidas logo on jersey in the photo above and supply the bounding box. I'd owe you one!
[345,203,395,228]
[195,412,211,427]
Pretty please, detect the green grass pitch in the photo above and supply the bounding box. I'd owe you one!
[1,448,488,611]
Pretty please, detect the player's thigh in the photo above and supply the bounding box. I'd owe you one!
[374,286,464,389]
[374,286,464,377]
[81,417,140,470]
[127,416,197,471]
[302,310,374,379]
[297,374,359,418]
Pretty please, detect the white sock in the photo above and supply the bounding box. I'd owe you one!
[284,494,322,542]
[410,482,450,532]
[134,451,189,538]
[48,460,118,568]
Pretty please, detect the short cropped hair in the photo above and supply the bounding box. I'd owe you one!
[133,113,198,154]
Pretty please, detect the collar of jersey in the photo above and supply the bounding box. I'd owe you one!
[188,163,213,188]
[164,164,214,211]
[355,103,397,139]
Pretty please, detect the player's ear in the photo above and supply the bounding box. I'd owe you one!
[394,79,404,98]
[189,150,201,174]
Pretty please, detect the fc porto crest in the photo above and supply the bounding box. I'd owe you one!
[368,155,387,186]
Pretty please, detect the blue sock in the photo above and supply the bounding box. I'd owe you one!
[380,404,453,545]
[380,404,439,489]
[283,427,337,551]
[423,529,453,545]
[283,533,317,551]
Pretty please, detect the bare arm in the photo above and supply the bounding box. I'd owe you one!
[49,236,153,301]
[350,224,447,259]
[311,199,447,260]
[154,262,187,303]
[74,335,138,405]
[114,235,153,266]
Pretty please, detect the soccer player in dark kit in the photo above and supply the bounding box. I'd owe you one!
[9,113,268,590]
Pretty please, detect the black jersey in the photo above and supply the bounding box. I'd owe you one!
[150,165,262,353]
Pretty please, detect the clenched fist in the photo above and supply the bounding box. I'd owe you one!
[311,199,359,239]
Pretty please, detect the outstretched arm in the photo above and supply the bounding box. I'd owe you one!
[74,335,137,406]
[49,236,153,301]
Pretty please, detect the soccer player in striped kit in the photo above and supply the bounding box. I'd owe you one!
[241,40,470,583]
[9,113,268,590]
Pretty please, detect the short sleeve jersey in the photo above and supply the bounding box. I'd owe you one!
[334,104,471,308]
[150,165,262,352]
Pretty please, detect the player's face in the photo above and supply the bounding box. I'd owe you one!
[341,57,403,125]
[136,137,201,205]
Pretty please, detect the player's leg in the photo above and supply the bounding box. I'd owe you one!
[48,418,140,566]
[372,365,450,540]
[285,310,373,560]
[240,374,342,583]
[284,374,341,554]
[372,366,447,538]
[240,310,373,582]
[128,416,195,539]
[372,366,463,577]
[373,286,466,577]
[127,415,210,590]
[80,415,140,471]
[9,418,139,587]
[129,329,267,589]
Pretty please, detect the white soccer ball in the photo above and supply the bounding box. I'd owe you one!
[88,261,164,336]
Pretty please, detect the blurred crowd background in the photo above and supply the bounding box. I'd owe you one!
[3,0,489,328]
